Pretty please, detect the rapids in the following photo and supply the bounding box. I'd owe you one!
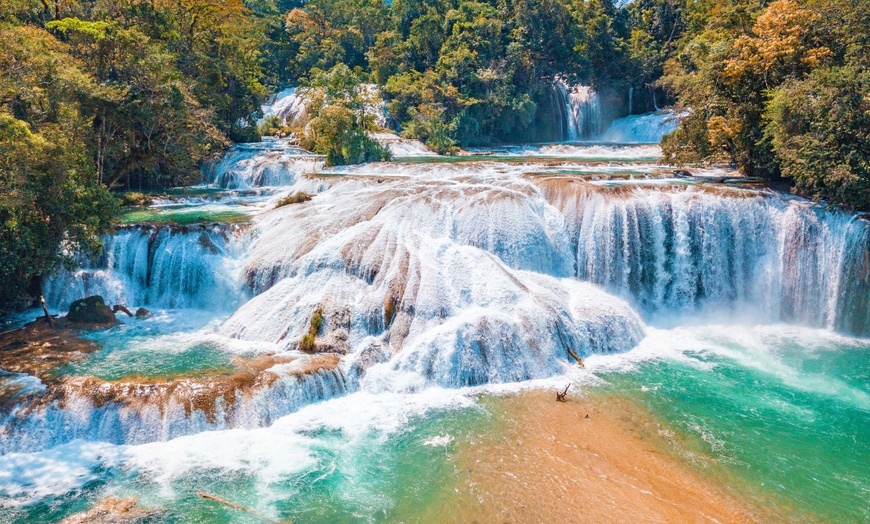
[44,223,251,312]
[2,127,868,522]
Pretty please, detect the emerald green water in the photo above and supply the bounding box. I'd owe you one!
[120,207,252,225]
[55,313,235,380]
[596,326,870,522]
[6,394,494,523]
[3,324,868,523]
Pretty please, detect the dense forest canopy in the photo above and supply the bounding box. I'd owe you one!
[1,0,869,309]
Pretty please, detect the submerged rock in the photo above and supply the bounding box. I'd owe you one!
[135,307,150,318]
[66,296,116,325]
[59,497,159,524]
[0,318,100,380]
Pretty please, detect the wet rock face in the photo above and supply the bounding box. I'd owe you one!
[66,296,116,325]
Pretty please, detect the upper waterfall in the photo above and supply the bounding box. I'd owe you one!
[553,79,602,141]
[261,87,308,126]
[259,85,391,130]
[203,141,323,189]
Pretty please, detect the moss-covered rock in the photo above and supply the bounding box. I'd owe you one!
[66,296,117,325]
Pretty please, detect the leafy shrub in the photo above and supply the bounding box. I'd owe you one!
[299,307,324,353]
[298,65,392,166]
[119,192,153,207]
[402,105,458,155]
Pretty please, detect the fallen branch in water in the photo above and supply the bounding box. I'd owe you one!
[197,492,287,523]
[556,383,571,402]
[112,305,134,317]
[566,347,585,368]
[40,295,53,326]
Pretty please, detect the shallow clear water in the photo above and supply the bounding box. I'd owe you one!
[1,390,491,523]
[592,324,870,522]
[56,311,237,380]
[4,326,867,522]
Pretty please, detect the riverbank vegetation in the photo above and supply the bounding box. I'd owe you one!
[660,0,870,210]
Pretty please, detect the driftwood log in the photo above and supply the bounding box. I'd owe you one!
[566,348,585,368]
[112,305,134,317]
[556,384,571,402]
[39,295,53,326]
[197,492,286,523]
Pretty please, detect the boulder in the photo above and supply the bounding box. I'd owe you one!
[66,296,117,325]
[135,307,151,318]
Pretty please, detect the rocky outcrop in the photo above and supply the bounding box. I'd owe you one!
[66,296,116,325]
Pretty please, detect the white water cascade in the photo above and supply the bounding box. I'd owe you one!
[20,159,868,455]
[544,182,870,334]
[18,166,865,457]
[44,224,250,312]
[597,111,682,144]
[261,87,309,126]
[225,174,646,389]
[553,79,602,141]
[4,127,870,517]
[259,85,392,130]
[204,141,324,190]
[0,364,347,454]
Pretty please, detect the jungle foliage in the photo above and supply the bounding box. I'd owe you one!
[660,0,870,209]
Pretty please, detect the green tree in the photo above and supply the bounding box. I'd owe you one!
[0,25,116,309]
[766,66,870,210]
[299,64,391,165]
[47,18,229,189]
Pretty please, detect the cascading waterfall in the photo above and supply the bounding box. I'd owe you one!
[0,363,347,454]
[225,176,645,389]
[4,129,870,518]
[204,141,323,189]
[553,79,602,141]
[597,111,681,144]
[44,223,250,311]
[261,87,308,126]
[259,84,391,131]
[542,181,870,335]
[14,165,870,459]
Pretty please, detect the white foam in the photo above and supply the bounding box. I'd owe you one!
[0,388,475,507]
[597,111,682,144]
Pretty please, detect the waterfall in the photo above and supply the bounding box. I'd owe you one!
[542,182,870,335]
[204,142,323,189]
[628,85,634,116]
[597,111,682,144]
[0,365,347,453]
[31,171,870,450]
[44,224,250,311]
[260,87,308,126]
[553,79,602,141]
[222,175,645,389]
[260,84,392,130]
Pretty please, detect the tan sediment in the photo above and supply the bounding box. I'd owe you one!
[0,318,101,381]
[59,497,159,524]
[49,353,342,423]
[448,390,763,524]
[534,175,766,203]
[3,330,341,425]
